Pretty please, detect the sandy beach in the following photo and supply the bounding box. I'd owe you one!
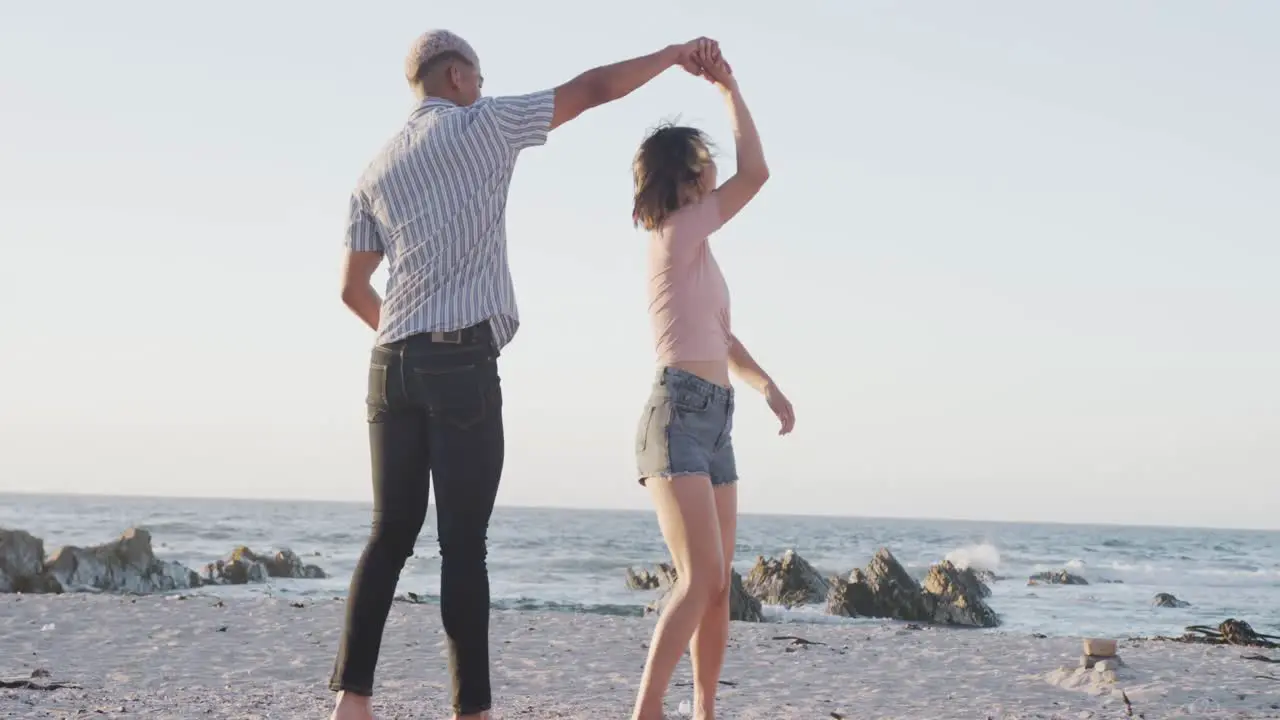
[2,594,1277,719]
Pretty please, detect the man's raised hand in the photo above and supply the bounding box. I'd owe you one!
[675,37,720,77]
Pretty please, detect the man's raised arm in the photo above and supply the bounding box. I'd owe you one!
[550,38,716,129]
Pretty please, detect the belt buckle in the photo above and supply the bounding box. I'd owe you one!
[430,330,463,344]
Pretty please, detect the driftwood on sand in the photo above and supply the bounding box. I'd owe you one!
[1164,619,1280,649]
[0,669,80,691]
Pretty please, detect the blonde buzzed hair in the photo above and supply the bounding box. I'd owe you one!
[404,29,479,87]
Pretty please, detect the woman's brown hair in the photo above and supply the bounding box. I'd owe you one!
[631,124,715,231]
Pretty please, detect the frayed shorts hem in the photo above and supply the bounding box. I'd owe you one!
[638,471,738,488]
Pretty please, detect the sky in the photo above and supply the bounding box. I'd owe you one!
[1,1,1277,530]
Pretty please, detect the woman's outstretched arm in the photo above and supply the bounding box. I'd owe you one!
[701,52,769,224]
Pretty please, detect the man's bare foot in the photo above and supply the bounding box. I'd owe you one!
[330,691,374,720]
[452,711,491,720]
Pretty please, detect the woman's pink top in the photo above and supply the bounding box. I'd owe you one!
[647,195,731,364]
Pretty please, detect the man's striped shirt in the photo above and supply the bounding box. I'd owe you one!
[345,89,556,349]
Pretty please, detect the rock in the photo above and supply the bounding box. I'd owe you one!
[1083,638,1118,657]
[0,528,53,593]
[1028,570,1089,586]
[727,570,765,622]
[826,549,1000,628]
[864,548,932,622]
[1152,592,1190,608]
[202,546,326,585]
[259,548,327,579]
[825,568,880,617]
[972,569,1000,585]
[1046,659,1131,691]
[624,563,676,591]
[645,568,763,623]
[42,528,201,594]
[743,549,830,607]
[954,566,993,599]
[1094,659,1120,673]
[825,549,931,622]
[201,555,269,585]
[921,561,1000,628]
[1080,654,1125,670]
[625,567,659,590]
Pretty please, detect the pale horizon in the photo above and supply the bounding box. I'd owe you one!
[3,489,1277,536]
[2,1,1277,531]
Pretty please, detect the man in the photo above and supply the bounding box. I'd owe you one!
[329,29,722,720]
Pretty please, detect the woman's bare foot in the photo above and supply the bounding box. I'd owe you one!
[330,691,374,720]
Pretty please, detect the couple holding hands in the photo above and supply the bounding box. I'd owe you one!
[330,31,794,720]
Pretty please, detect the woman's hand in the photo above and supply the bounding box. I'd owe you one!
[693,45,736,90]
[764,383,795,435]
[706,58,737,92]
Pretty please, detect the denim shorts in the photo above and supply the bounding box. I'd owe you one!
[635,367,737,487]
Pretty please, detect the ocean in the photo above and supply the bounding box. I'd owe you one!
[2,493,1276,640]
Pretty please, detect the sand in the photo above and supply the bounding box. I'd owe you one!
[2,594,1277,719]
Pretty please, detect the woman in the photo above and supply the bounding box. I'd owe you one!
[629,47,795,720]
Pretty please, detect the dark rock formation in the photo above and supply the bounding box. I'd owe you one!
[922,561,999,627]
[864,548,933,621]
[742,549,830,607]
[825,568,880,617]
[0,528,58,593]
[645,567,763,623]
[2,528,330,595]
[259,548,326,579]
[202,546,326,585]
[972,569,1001,585]
[1152,592,1190,609]
[726,570,765,623]
[1028,570,1089,586]
[624,567,658,590]
[958,567,994,598]
[624,563,676,591]
[826,549,999,628]
[42,528,201,594]
[201,553,268,585]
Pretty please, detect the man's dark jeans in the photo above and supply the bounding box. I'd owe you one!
[329,325,503,715]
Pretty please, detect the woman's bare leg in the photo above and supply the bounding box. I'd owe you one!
[330,692,374,720]
[631,475,725,720]
[689,483,737,720]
